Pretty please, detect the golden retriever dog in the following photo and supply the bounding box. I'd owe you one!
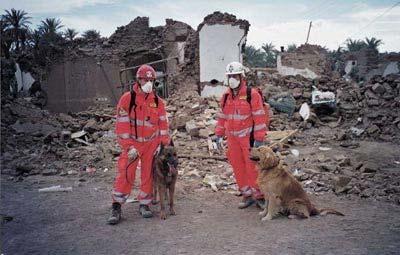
[250,146,344,221]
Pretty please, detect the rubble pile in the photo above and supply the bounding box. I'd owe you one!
[280,44,332,77]
[1,71,399,205]
[285,147,400,204]
[166,89,237,192]
[338,74,400,142]
[258,71,400,142]
[1,96,119,180]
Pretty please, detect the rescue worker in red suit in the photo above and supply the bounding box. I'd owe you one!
[108,64,170,225]
[215,61,267,209]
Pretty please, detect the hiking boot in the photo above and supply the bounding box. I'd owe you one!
[107,202,121,225]
[238,197,255,209]
[255,198,267,209]
[139,204,153,218]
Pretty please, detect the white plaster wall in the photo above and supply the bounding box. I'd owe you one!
[199,24,246,82]
[383,61,399,76]
[177,42,185,64]
[14,63,35,93]
[344,60,356,75]
[200,84,227,98]
[276,55,318,79]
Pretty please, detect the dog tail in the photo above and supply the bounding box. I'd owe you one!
[318,208,344,216]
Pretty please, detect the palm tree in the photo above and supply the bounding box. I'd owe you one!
[64,28,78,41]
[262,42,275,55]
[28,29,42,49]
[287,43,297,52]
[1,19,13,58]
[364,37,383,52]
[39,18,63,35]
[243,45,267,67]
[262,42,277,67]
[2,8,31,53]
[345,38,366,52]
[82,29,101,40]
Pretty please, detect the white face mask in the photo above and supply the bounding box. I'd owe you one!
[228,77,240,89]
[141,81,153,93]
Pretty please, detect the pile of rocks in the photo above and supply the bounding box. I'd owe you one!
[0,96,119,180]
[338,74,400,142]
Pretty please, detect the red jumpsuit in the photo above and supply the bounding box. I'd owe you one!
[112,83,169,205]
[215,81,267,199]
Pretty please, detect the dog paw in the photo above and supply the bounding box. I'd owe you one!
[262,214,273,221]
[259,210,268,217]
[160,211,167,220]
[169,208,176,216]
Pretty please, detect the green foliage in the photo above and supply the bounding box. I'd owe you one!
[345,38,367,52]
[364,37,383,51]
[243,45,267,68]
[64,28,78,41]
[287,44,297,52]
[2,8,31,53]
[261,42,277,67]
[82,29,101,40]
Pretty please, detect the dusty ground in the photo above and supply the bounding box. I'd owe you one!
[2,167,400,255]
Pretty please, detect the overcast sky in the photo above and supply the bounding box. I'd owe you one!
[3,0,400,52]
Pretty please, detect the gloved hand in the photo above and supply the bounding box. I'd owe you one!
[127,146,138,161]
[214,136,224,150]
[253,140,264,148]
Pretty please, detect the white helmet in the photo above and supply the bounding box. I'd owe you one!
[225,61,245,76]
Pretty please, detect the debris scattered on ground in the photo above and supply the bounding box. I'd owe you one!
[38,185,73,193]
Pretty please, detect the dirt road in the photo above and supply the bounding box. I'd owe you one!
[2,173,400,255]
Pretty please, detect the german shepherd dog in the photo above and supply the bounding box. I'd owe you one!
[152,141,178,220]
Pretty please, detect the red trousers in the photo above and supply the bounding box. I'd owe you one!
[226,136,263,199]
[112,139,159,205]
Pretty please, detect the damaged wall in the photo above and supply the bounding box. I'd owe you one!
[344,50,400,81]
[182,11,250,98]
[43,58,120,112]
[14,63,35,94]
[199,24,246,83]
[43,17,194,112]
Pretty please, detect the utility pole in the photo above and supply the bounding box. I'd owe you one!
[305,21,312,44]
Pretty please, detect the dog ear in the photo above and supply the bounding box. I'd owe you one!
[169,139,174,147]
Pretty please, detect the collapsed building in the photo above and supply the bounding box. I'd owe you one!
[1,11,400,207]
[344,49,400,81]
[276,44,332,80]
[39,11,251,112]
[180,12,250,98]
[42,17,193,112]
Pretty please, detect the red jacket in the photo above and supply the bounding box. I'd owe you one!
[115,83,169,149]
[215,81,267,141]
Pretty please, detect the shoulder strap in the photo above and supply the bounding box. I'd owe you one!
[246,86,252,107]
[128,89,138,139]
[222,93,229,109]
[129,89,136,114]
[154,94,159,107]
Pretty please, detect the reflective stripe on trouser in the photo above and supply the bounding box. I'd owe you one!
[112,138,160,205]
[226,135,263,199]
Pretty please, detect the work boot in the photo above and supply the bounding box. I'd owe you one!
[107,202,122,225]
[238,197,255,209]
[139,204,153,218]
[255,198,267,209]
